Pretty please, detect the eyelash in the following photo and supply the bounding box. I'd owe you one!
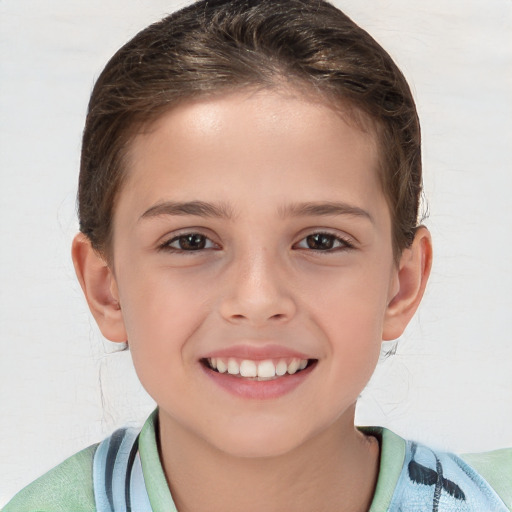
[293,232,355,252]
[159,231,354,253]
[159,232,220,253]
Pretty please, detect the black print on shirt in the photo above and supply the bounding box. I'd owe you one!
[408,443,466,512]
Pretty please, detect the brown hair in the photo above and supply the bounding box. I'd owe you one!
[79,0,422,260]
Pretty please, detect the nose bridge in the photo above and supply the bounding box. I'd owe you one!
[219,245,296,325]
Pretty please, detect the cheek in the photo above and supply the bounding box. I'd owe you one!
[304,258,392,331]
[115,267,212,376]
[302,260,392,377]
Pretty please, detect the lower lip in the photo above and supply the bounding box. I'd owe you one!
[200,361,316,400]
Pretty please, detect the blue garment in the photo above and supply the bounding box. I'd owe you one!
[93,428,152,512]
[389,441,508,511]
[93,427,509,512]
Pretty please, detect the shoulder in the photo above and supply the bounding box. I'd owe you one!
[461,448,512,511]
[391,440,511,512]
[2,444,98,512]
[363,427,511,512]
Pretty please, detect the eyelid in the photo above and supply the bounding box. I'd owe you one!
[155,227,356,253]
[293,230,356,251]
[157,229,221,252]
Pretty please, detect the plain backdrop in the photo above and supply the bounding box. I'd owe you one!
[0,0,511,506]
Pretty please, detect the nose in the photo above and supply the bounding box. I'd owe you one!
[219,249,297,326]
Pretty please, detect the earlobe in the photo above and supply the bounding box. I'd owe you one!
[382,226,433,341]
[71,233,127,343]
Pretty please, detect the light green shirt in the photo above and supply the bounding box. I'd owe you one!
[3,411,511,511]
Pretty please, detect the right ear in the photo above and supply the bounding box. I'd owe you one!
[71,233,127,343]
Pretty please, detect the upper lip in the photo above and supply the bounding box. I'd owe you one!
[202,344,312,361]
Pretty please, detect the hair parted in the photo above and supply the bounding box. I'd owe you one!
[79,0,422,260]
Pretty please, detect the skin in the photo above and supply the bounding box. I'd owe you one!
[73,88,432,512]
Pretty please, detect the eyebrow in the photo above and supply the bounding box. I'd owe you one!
[140,200,234,220]
[278,201,374,223]
[139,200,373,223]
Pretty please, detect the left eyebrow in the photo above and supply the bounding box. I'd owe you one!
[139,200,234,221]
[278,201,374,223]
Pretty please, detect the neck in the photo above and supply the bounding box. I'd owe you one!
[158,406,380,512]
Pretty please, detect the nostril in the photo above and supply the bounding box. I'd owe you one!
[220,292,297,325]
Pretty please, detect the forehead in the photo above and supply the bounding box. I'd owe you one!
[117,88,386,223]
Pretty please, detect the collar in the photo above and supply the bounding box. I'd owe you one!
[138,410,406,511]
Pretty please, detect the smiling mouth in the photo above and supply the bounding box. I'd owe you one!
[201,357,317,381]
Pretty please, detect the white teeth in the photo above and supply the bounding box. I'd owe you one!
[257,360,276,378]
[275,360,288,376]
[287,359,300,375]
[227,358,239,375]
[216,359,227,373]
[240,360,258,377]
[207,357,310,378]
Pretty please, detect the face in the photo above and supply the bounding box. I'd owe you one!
[109,88,400,457]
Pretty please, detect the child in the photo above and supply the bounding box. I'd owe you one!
[3,0,510,511]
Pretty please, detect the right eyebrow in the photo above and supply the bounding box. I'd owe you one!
[139,200,234,221]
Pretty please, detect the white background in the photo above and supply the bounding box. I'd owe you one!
[0,0,511,506]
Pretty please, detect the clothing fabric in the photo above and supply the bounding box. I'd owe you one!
[388,440,508,511]
[93,427,152,512]
[3,410,511,512]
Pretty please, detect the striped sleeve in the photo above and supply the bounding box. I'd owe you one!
[93,427,153,512]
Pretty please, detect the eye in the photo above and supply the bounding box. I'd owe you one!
[162,233,218,252]
[294,232,353,251]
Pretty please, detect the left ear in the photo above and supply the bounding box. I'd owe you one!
[382,226,432,341]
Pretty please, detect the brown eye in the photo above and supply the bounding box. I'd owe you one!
[295,233,352,251]
[166,233,215,251]
[306,234,336,250]
[178,234,206,250]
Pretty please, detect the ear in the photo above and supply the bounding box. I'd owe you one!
[71,233,127,343]
[382,226,432,341]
